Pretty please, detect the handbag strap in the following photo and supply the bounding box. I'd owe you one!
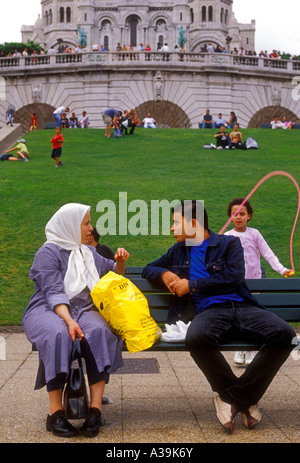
[70,335,83,368]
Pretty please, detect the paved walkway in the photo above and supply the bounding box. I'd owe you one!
[0,331,300,444]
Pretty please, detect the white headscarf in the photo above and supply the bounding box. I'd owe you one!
[45,203,100,300]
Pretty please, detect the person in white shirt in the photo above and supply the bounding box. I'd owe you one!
[142,113,156,129]
[53,106,70,128]
[270,116,287,129]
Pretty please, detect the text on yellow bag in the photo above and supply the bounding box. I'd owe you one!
[91,271,162,353]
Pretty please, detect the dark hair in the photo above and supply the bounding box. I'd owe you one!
[172,200,209,230]
[227,197,253,219]
[91,227,100,242]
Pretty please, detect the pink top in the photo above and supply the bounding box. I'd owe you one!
[225,227,288,279]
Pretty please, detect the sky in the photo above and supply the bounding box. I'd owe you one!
[0,0,299,54]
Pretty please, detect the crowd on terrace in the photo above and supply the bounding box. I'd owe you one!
[0,43,299,61]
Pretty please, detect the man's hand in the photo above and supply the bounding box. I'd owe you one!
[161,271,181,294]
[169,279,190,297]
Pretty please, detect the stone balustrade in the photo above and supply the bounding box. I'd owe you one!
[1,51,300,74]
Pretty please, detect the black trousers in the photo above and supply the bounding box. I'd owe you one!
[185,302,296,411]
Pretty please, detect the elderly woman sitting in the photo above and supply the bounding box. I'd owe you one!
[22,203,129,438]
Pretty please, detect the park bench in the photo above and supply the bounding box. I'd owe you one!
[44,122,57,129]
[124,266,300,351]
[31,267,300,352]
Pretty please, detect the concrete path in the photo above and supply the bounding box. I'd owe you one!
[0,332,299,444]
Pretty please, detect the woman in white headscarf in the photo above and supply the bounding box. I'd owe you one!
[23,203,129,438]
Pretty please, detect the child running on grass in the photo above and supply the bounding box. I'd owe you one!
[50,127,64,167]
[225,197,293,366]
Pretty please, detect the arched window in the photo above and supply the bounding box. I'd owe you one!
[202,6,206,22]
[157,35,164,50]
[59,7,64,23]
[129,16,139,47]
[225,9,228,25]
[190,8,194,23]
[45,11,49,26]
[66,7,71,23]
[220,8,224,23]
[104,36,109,50]
[208,6,213,22]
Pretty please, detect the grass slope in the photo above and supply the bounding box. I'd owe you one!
[0,127,300,324]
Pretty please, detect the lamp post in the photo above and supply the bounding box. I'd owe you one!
[226,35,232,52]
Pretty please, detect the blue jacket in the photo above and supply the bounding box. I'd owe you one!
[142,230,265,323]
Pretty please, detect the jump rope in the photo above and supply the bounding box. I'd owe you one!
[218,171,300,276]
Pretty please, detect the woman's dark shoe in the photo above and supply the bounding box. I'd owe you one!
[46,410,78,437]
[80,407,102,437]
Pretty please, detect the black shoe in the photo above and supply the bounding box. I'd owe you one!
[46,410,78,437]
[80,408,102,437]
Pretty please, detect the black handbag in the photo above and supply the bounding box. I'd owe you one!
[63,336,89,420]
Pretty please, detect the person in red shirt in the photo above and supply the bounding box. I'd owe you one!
[30,113,37,132]
[50,127,64,167]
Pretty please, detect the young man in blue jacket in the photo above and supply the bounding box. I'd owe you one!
[142,200,296,433]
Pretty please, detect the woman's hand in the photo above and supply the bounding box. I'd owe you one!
[114,248,130,262]
[114,248,130,275]
[54,304,84,341]
[67,320,85,342]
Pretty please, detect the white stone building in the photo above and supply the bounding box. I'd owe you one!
[21,0,255,53]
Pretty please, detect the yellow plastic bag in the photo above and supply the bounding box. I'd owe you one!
[91,271,162,353]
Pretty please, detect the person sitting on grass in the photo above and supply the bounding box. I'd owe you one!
[1,139,30,161]
[214,125,232,149]
[230,124,246,149]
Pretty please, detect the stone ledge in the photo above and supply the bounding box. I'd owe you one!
[0,124,24,152]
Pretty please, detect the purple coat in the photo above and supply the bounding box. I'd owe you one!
[22,243,123,389]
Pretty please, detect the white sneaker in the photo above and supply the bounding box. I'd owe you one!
[245,351,256,365]
[233,351,245,365]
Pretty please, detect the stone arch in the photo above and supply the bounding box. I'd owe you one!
[135,100,191,128]
[14,103,55,132]
[190,38,222,52]
[149,12,173,28]
[248,106,300,128]
[48,37,78,51]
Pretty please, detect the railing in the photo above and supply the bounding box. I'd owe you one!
[0,51,299,74]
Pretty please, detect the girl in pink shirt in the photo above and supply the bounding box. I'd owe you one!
[225,197,292,364]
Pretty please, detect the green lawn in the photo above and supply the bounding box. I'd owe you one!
[1,127,300,324]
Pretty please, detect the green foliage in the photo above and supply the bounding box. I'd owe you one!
[0,127,300,324]
[0,42,42,56]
